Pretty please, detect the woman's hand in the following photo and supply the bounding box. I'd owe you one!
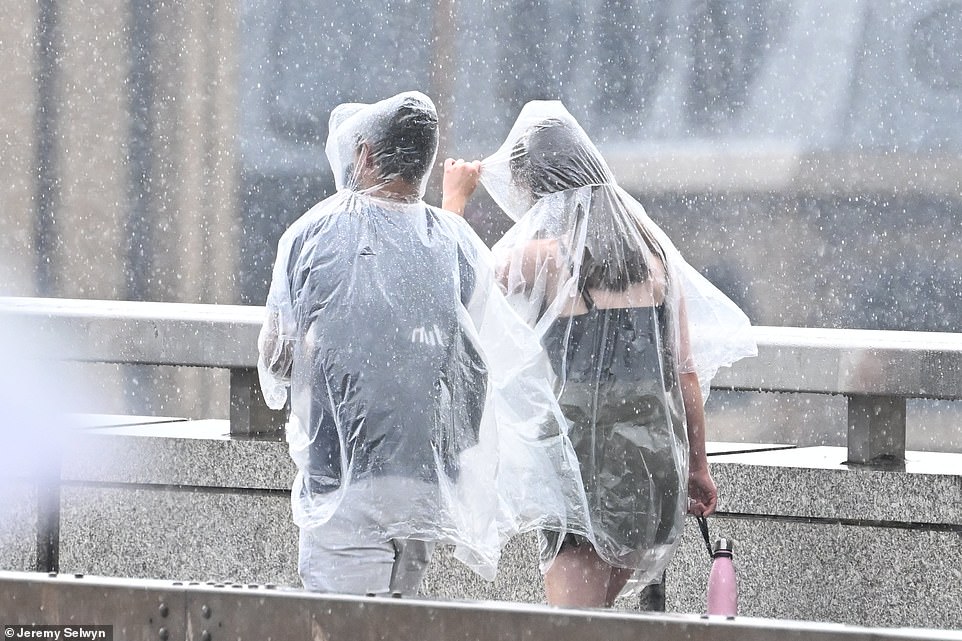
[687,467,718,516]
[442,158,482,215]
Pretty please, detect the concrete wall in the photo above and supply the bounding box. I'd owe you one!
[0,0,239,303]
[0,1,240,423]
[0,2,38,295]
[2,418,959,630]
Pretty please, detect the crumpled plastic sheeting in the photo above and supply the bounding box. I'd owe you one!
[481,101,757,592]
[258,92,589,580]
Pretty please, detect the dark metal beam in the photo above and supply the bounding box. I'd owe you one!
[2,571,959,641]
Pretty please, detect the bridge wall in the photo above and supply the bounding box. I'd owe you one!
[1,418,959,629]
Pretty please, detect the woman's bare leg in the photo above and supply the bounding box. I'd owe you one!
[544,542,615,608]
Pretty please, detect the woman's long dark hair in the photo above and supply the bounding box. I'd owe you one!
[510,119,664,292]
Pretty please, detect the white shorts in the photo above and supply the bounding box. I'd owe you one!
[297,477,437,596]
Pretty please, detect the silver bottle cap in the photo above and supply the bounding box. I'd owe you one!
[713,538,734,554]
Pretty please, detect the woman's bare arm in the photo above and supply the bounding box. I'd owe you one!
[677,295,717,516]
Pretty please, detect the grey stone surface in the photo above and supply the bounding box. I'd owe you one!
[59,485,299,586]
[4,426,961,630]
[62,420,294,491]
[665,517,962,630]
[0,482,37,571]
[712,447,962,525]
[427,512,962,630]
[68,414,190,429]
[421,535,545,605]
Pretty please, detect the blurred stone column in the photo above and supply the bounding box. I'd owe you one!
[7,0,241,305]
[130,0,240,305]
[427,0,457,203]
[123,0,240,418]
[0,1,39,294]
[56,0,130,300]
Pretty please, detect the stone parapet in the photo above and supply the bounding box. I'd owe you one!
[2,418,959,630]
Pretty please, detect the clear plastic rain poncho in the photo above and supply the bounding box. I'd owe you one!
[258,92,589,580]
[481,101,757,591]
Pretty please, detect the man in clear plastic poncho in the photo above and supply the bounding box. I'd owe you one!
[443,101,757,606]
[258,92,589,596]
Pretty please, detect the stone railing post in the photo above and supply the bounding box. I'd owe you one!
[846,394,906,466]
[229,368,287,436]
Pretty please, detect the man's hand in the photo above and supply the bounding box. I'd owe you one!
[442,158,482,216]
[687,467,718,516]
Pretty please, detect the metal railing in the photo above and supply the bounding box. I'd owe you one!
[0,297,282,436]
[3,297,962,464]
[3,571,961,641]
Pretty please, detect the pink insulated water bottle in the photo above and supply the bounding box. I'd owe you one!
[707,538,738,617]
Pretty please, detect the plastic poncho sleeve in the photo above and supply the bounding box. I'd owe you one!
[258,235,298,410]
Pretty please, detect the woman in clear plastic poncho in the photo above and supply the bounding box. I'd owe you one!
[444,101,756,606]
[257,92,588,593]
